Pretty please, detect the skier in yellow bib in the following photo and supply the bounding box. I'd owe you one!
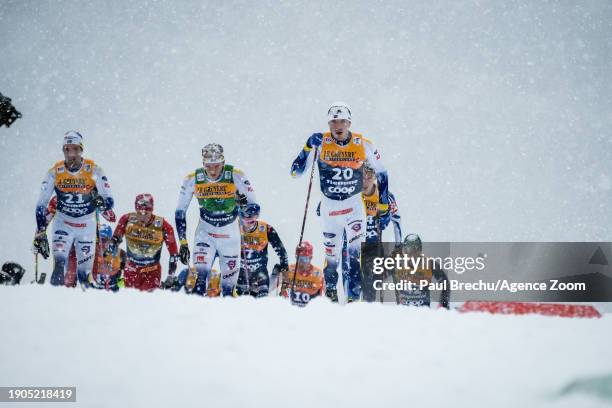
[290,102,390,302]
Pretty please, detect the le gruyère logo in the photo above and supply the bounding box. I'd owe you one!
[196,184,230,198]
[129,227,157,242]
[322,151,356,162]
[57,177,88,188]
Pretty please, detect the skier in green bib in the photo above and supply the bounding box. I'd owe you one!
[175,143,258,296]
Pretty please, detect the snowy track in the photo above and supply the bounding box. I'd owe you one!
[1,286,610,407]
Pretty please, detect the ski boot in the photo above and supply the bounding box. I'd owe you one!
[325,286,338,302]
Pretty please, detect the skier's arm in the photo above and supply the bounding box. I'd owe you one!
[44,195,58,226]
[93,164,114,210]
[267,224,288,269]
[162,219,179,256]
[364,139,389,205]
[163,219,179,277]
[35,168,56,232]
[175,173,195,241]
[433,261,450,309]
[290,133,322,177]
[233,168,257,206]
[103,214,128,260]
[111,214,129,245]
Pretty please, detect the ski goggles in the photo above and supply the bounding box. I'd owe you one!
[135,198,153,211]
[297,256,311,264]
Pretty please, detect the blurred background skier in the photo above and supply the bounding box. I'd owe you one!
[89,224,126,291]
[237,203,289,297]
[392,234,450,308]
[279,241,324,306]
[107,194,178,291]
[358,161,402,302]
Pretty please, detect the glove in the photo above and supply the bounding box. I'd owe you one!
[236,192,248,209]
[93,195,106,211]
[290,133,322,178]
[33,231,50,259]
[290,156,306,178]
[179,240,190,265]
[272,263,287,276]
[307,132,323,148]
[168,255,178,275]
[101,209,116,222]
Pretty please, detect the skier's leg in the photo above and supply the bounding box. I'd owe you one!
[50,217,74,286]
[74,218,97,286]
[236,263,249,295]
[217,220,241,296]
[341,231,350,294]
[64,246,77,288]
[139,263,161,291]
[123,262,139,288]
[344,198,366,301]
[192,221,216,295]
[319,199,346,297]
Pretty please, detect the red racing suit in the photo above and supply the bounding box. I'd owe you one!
[113,212,178,291]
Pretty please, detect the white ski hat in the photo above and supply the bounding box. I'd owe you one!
[63,131,84,149]
[202,143,225,164]
[327,102,352,122]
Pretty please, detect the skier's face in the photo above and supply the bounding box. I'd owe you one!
[241,215,258,231]
[363,169,376,190]
[63,145,82,166]
[328,119,351,141]
[405,247,421,259]
[204,162,224,180]
[135,209,153,223]
[296,256,312,274]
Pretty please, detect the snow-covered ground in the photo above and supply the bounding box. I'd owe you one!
[0,286,611,408]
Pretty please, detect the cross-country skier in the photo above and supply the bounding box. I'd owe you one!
[290,102,390,302]
[107,194,178,291]
[279,241,324,306]
[393,234,450,308]
[175,143,258,296]
[356,161,402,301]
[89,224,126,291]
[170,265,221,297]
[236,203,289,297]
[33,131,115,287]
[317,160,402,301]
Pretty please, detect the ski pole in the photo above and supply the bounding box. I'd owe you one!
[377,215,384,303]
[33,252,39,284]
[290,148,318,298]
